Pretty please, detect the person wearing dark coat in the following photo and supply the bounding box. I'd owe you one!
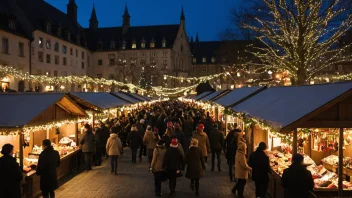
[185,138,206,197]
[172,123,186,152]
[36,139,60,198]
[94,124,103,166]
[100,122,110,158]
[0,144,23,198]
[249,142,270,198]
[137,119,147,162]
[224,125,241,182]
[127,124,143,163]
[282,153,314,198]
[209,124,224,172]
[80,124,95,171]
[162,138,185,195]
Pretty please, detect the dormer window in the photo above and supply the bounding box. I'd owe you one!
[141,38,146,49]
[110,41,116,50]
[65,31,71,41]
[150,38,155,48]
[132,39,136,49]
[97,41,103,50]
[57,27,61,37]
[8,19,16,30]
[122,40,126,50]
[211,57,216,63]
[202,57,206,63]
[193,58,197,63]
[46,23,51,33]
[162,38,167,48]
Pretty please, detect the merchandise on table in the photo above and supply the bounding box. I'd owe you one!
[322,155,352,168]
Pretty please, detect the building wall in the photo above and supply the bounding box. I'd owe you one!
[0,30,30,91]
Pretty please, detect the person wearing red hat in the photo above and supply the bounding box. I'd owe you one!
[162,138,185,195]
[192,124,210,163]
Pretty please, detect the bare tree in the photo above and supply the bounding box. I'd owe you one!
[225,0,352,85]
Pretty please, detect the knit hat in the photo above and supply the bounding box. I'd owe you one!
[167,121,173,128]
[140,119,145,124]
[197,124,204,130]
[170,138,178,148]
[157,140,165,147]
[174,123,180,129]
[189,138,198,148]
[146,125,152,132]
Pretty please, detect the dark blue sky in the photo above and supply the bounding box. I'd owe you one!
[46,0,239,41]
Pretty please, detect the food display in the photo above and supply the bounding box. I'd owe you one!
[322,155,352,169]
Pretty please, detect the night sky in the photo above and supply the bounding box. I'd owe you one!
[46,0,239,41]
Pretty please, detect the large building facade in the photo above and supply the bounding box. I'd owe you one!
[0,0,191,92]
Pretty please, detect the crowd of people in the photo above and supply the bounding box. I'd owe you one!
[0,100,315,198]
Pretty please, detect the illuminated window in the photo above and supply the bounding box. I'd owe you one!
[211,57,216,63]
[46,40,51,49]
[132,43,136,49]
[193,58,196,63]
[162,38,166,48]
[39,37,43,48]
[141,42,145,49]
[202,57,206,63]
[150,42,155,48]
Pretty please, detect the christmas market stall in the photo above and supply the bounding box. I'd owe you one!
[230,82,352,197]
[68,92,131,130]
[212,87,265,136]
[0,93,87,197]
[193,91,213,101]
[110,92,149,116]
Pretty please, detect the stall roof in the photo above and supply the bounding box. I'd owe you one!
[0,93,86,128]
[69,92,131,110]
[215,87,264,107]
[111,92,142,104]
[127,93,149,102]
[194,91,213,101]
[199,90,226,102]
[232,82,352,132]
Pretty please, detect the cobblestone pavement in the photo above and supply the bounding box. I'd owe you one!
[56,148,255,198]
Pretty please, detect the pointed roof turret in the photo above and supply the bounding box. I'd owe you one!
[180,6,185,20]
[190,36,194,43]
[89,3,99,29]
[123,3,130,17]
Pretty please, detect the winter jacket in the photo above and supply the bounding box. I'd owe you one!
[224,130,240,161]
[101,125,110,145]
[185,146,206,179]
[80,130,95,152]
[161,134,171,149]
[172,130,186,149]
[192,131,210,157]
[36,146,60,192]
[151,146,166,173]
[127,129,143,149]
[282,163,314,198]
[94,128,103,147]
[162,147,185,171]
[248,149,270,183]
[209,129,224,152]
[0,155,23,198]
[136,123,146,137]
[143,131,159,149]
[106,133,123,156]
[235,141,251,179]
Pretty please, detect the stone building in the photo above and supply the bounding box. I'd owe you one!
[0,0,191,92]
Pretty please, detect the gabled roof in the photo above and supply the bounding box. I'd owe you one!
[199,90,226,102]
[194,91,213,101]
[215,87,264,107]
[69,92,131,110]
[232,83,352,132]
[111,92,142,104]
[85,24,179,51]
[0,93,86,128]
[127,93,149,102]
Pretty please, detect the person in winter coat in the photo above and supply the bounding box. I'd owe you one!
[282,153,314,198]
[182,114,194,139]
[172,123,186,152]
[151,140,167,197]
[137,119,147,162]
[94,123,103,166]
[249,142,270,198]
[192,124,210,163]
[232,138,252,198]
[161,127,173,149]
[80,124,95,171]
[106,126,123,174]
[185,138,206,197]
[0,144,23,198]
[208,124,224,172]
[224,126,241,182]
[100,121,110,158]
[162,138,185,195]
[36,139,60,198]
[143,125,160,168]
[127,124,143,163]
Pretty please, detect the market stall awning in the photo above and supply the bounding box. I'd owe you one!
[126,93,149,102]
[215,87,265,107]
[69,92,131,110]
[199,90,229,103]
[111,92,142,104]
[194,91,213,101]
[232,82,352,133]
[0,93,86,128]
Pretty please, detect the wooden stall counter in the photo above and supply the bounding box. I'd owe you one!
[24,149,81,198]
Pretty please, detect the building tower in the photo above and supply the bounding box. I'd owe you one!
[89,4,99,30]
[67,0,78,24]
[122,4,130,34]
[180,6,185,27]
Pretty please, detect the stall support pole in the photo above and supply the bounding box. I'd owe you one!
[338,127,344,197]
[19,129,24,171]
[292,129,298,154]
[92,112,95,128]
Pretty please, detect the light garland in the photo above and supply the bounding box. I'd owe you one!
[163,72,230,82]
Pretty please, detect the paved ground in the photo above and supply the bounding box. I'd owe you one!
[56,148,255,198]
